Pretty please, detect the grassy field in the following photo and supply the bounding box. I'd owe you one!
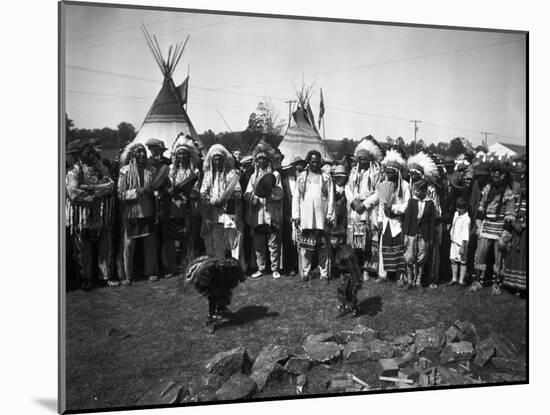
[65,274,527,411]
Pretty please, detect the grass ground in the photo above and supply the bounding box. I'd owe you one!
[65,274,527,411]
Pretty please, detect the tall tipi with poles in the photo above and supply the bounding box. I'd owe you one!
[278,85,334,167]
[122,24,204,159]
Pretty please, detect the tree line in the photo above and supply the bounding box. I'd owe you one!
[66,100,485,162]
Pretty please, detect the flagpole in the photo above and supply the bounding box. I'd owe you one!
[186,63,190,111]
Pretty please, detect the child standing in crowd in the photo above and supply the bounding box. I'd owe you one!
[449,196,471,286]
[329,226,362,317]
[402,179,436,289]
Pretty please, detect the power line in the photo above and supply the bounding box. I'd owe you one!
[67,17,246,51]
[67,15,189,42]
[66,64,524,142]
[215,38,524,91]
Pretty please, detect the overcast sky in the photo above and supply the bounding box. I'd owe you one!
[64,4,526,146]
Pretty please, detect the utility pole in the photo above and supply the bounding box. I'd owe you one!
[285,99,297,127]
[481,131,492,149]
[409,120,422,154]
[216,109,232,132]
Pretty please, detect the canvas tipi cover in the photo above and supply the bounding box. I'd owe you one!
[278,101,333,167]
[122,25,204,159]
[133,77,200,151]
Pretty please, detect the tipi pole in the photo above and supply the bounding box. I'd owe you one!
[322,117,326,141]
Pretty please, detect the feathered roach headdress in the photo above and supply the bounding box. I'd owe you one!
[203,143,234,173]
[354,137,384,162]
[407,151,439,183]
[382,146,407,172]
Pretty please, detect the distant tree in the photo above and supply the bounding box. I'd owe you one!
[199,129,217,148]
[448,137,467,157]
[256,99,286,139]
[437,142,450,154]
[427,143,438,154]
[66,114,76,142]
[116,122,136,149]
[336,137,356,159]
[385,136,395,146]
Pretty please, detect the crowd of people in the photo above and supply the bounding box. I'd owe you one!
[65,134,527,309]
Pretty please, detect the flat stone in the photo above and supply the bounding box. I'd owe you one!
[304,331,335,346]
[137,380,184,406]
[215,373,257,401]
[284,355,312,375]
[414,327,446,355]
[303,341,342,364]
[439,345,455,365]
[487,333,518,359]
[330,374,354,391]
[450,341,474,361]
[445,326,462,343]
[396,350,416,368]
[368,339,394,359]
[353,324,378,337]
[251,344,291,372]
[473,339,496,367]
[436,366,471,385]
[491,357,526,373]
[195,387,218,402]
[418,374,430,387]
[249,362,285,391]
[204,347,252,380]
[199,374,225,390]
[473,333,518,367]
[376,358,399,377]
[343,341,372,362]
[392,334,414,347]
[454,321,479,344]
[399,367,419,382]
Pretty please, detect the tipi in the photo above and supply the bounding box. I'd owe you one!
[278,86,334,167]
[122,25,203,159]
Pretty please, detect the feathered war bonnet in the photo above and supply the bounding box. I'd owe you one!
[407,151,439,183]
[203,143,234,173]
[354,136,384,162]
[382,146,407,173]
[171,133,201,169]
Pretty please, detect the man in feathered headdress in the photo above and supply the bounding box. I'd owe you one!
[66,141,116,290]
[345,137,384,281]
[117,143,160,285]
[244,142,284,279]
[158,135,202,278]
[292,150,335,281]
[200,144,244,266]
[406,151,443,288]
[376,146,410,284]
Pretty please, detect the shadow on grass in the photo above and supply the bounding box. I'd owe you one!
[218,305,279,329]
[357,295,382,317]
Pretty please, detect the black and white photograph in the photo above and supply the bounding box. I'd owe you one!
[59,1,528,412]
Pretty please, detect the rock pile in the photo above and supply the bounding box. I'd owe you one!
[145,321,526,405]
